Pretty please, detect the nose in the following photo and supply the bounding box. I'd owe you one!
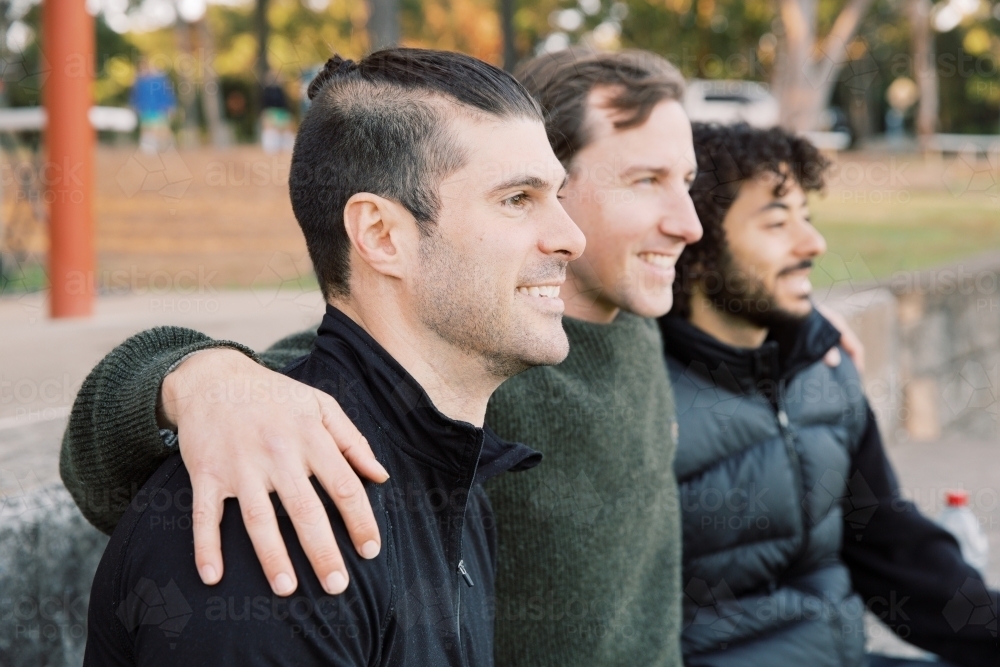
[659,188,703,244]
[539,199,586,262]
[796,219,827,258]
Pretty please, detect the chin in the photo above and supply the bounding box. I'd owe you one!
[513,325,571,369]
[620,290,675,319]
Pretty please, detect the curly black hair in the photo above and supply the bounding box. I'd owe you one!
[670,122,830,319]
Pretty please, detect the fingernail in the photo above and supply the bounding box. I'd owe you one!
[376,462,390,480]
[274,573,296,595]
[199,565,218,584]
[325,571,348,594]
[360,540,380,559]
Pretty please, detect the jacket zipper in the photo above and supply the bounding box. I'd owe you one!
[775,392,810,561]
[457,560,474,587]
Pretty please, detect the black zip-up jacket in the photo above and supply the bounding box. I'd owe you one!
[84,305,541,667]
[659,311,998,667]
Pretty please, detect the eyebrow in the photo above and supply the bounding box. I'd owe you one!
[620,165,668,178]
[621,164,699,180]
[758,196,809,214]
[486,174,564,197]
[759,201,789,213]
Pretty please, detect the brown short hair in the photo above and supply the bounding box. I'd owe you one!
[515,48,686,165]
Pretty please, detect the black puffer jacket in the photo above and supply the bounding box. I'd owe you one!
[662,311,868,666]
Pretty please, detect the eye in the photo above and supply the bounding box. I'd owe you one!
[635,176,657,186]
[502,193,529,208]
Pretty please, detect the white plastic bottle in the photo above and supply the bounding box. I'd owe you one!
[937,490,990,574]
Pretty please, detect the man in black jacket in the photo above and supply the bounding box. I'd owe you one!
[84,48,583,666]
[660,122,998,666]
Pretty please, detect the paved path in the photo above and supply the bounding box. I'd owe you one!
[1,289,324,493]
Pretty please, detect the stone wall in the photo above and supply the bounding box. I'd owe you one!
[822,251,1000,443]
[0,483,107,667]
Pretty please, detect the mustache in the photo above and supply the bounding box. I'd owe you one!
[778,259,813,277]
[518,260,569,286]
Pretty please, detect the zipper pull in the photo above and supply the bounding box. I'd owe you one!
[457,560,474,587]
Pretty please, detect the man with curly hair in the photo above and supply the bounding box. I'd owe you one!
[660,122,998,667]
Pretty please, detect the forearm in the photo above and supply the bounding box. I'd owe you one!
[840,408,999,665]
[59,326,259,534]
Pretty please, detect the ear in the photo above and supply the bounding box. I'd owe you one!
[343,192,418,281]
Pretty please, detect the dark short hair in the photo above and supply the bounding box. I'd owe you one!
[515,47,686,165]
[290,48,542,299]
[671,122,830,318]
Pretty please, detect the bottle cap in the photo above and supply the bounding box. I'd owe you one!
[945,490,969,507]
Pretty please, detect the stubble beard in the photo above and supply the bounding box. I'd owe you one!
[413,231,566,381]
[709,249,809,329]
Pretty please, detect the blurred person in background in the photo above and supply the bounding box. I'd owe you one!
[660,122,998,667]
[130,58,176,154]
[260,69,294,154]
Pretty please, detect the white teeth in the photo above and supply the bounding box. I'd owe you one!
[639,252,674,268]
[517,285,561,298]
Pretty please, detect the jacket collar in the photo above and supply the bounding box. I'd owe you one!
[658,307,842,392]
[311,305,540,482]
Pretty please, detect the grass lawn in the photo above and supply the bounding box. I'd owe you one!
[809,190,1000,287]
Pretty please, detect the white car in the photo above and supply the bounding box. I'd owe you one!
[684,79,852,149]
[684,79,780,128]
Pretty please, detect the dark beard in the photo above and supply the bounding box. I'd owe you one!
[701,249,809,329]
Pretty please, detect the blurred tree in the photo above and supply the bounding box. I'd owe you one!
[771,0,875,130]
[909,0,937,144]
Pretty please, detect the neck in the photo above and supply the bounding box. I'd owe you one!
[561,264,620,323]
[330,296,500,427]
[688,291,769,349]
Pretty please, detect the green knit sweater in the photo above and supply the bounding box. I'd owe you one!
[60,315,681,667]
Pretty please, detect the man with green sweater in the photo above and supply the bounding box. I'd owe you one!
[64,48,702,666]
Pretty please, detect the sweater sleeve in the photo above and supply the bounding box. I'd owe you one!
[840,406,999,666]
[59,325,318,534]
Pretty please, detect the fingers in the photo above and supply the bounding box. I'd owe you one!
[823,347,842,368]
[190,473,226,586]
[270,467,350,595]
[317,394,389,483]
[814,301,866,374]
[309,428,382,563]
[237,478,299,596]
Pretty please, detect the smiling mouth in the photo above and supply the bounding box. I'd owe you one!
[516,285,561,298]
[638,252,676,269]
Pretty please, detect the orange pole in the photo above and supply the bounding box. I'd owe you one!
[44,0,95,318]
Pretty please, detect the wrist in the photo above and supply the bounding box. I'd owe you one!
[157,348,250,430]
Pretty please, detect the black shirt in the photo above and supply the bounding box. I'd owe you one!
[84,305,541,666]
